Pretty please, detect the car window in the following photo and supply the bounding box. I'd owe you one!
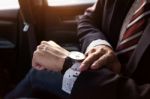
[48,0,97,6]
[0,0,19,10]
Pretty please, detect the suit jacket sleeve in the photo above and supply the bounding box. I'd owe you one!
[77,0,107,52]
[73,0,150,98]
[70,68,150,99]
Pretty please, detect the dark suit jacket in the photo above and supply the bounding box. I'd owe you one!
[70,0,150,99]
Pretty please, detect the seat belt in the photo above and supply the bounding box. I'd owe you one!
[20,11,30,32]
[19,10,37,56]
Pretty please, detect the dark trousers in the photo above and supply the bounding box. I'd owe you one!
[5,68,69,99]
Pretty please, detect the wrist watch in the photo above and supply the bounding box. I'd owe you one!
[61,51,85,74]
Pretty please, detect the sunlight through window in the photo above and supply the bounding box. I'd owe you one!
[48,0,97,6]
[0,0,19,10]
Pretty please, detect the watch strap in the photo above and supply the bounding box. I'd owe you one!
[61,57,73,74]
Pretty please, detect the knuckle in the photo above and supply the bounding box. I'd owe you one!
[37,45,41,49]
[107,51,114,57]
[40,41,45,44]
[33,51,37,55]
[85,53,89,57]
[99,48,106,54]
[34,50,41,56]
[40,43,45,47]
[88,48,96,54]
[108,51,114,55]
[91,48,95,51]
[106,53,116,63]
[92,52,98,57]
[97,48,102,52]
[101,47,105,51]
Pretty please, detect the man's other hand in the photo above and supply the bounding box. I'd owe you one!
[32,41,69,72]
[80,45,121,73]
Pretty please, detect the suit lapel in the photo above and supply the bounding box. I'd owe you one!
[125,22,150,76]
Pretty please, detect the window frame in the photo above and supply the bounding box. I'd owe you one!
[48,0,97,7]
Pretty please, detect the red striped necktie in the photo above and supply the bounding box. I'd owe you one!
[116,0,150,64]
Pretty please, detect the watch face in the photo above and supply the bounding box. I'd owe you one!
[68,51,85,61]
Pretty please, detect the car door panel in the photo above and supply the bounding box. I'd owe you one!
[0,8,19,96]
[0,9,18,70]
[0,9,18,45]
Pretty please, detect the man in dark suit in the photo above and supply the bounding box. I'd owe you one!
[5,0,150,99]
[70,0,150,99]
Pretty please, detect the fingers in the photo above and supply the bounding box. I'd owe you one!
[32,40,68,72]
[80,45,121,73]
[41,40,61,49]
[37,41,51,51]
[36,42,49,52]
[91,52,113,69]
[90,51,121,73]
[32,49,46,70]
[37,44,46,51]
[38,41,69,56]
[80,53,98,71]
[80,48,105,71]
[41,41,49,45]
[91,54,107,70]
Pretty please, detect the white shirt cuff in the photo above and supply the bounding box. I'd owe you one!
[85,39,112,53]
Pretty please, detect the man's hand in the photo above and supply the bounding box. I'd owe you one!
[32,41,69,72]
[80,45,121,73]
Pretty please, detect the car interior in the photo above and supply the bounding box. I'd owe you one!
[0,0,97,98]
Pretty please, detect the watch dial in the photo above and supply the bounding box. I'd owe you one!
[69,51,85,60]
